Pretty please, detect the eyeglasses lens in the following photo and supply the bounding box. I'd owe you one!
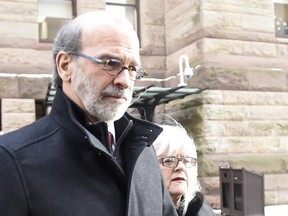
[105,59,122,73]
[163,157,176,167]
[161,157,196,168]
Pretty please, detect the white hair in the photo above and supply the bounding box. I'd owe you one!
[153,124,201,215]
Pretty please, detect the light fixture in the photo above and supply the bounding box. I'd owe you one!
[178,55,193,87]
[139,54,198,87]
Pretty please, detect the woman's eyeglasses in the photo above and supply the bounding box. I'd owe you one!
[159,156,197,168]
[69,52,148,81]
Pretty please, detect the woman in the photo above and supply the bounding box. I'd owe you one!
[153,124,215,216]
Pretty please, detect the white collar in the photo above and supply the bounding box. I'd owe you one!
[108,123,116,144]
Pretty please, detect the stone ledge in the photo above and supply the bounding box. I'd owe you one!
[198,153,288,177]
[197,136,288,154]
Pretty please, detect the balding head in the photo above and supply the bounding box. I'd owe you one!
[52,11,139,87]
[52,11,141,124]
[75,11,135,33]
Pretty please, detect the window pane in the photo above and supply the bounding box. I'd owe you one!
[107,0,135,4]
[274,3,288,38]
[106,5,137,31]
[38,0,73,42]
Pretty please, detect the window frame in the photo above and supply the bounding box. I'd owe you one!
[274,0,288,39]
[106,0,141,43]
[38,0,77,43]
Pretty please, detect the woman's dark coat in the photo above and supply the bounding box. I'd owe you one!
[0,88,177,216]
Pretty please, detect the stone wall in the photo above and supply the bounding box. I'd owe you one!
[160,0,288,208]
[165,90,288,206]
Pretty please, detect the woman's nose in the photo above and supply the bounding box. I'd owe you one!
[174,160,185,171]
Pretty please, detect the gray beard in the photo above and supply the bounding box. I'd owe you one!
[72,67,132,122]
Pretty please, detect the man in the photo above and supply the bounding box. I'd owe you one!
[0,11,177,216]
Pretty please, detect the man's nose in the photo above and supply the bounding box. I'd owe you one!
[113,68,133,89]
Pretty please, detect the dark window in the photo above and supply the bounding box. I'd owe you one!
[222,182,230,208]
[234,184,243,211]
[35,100,46,120]
[274,2,288,38]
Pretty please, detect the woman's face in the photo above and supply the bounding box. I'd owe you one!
[159,139,197,206]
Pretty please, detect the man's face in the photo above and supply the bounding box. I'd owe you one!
[68,24,140,123]
[72,63,133,122]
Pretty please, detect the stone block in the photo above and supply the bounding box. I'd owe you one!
[265,174,288,190]
[248,69,287,92]
[278,190,288,204]
[1,98,36,132]
[141,0,164,25]
[203,11,274,33]
[265,191,278,205]
[265,190,288,205]
[198,153,288,177]
[186,65,288,91]
[250,106,288,120]
[177,90,288,106]
[277,44,288,58]
[203,0,272,15]
[141,25,165,48]
[0,76,19,98]
[200,176,220,195]
[204,66,250,91]
[0,21,37,40]
[0,48,53,74]
[2,113,35,131]
[18,76,51,99]
[204,38,277,57]
[0,1,37,18]
[196,136,288,155]
[2,98,35,113]
[165,0,201,53]
[140,55,166,71]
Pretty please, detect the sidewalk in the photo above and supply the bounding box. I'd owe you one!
[213,205,288,215]
[265,205,288,216]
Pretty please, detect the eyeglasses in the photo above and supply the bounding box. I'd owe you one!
[159,156,197,168]
[69,52,148,81]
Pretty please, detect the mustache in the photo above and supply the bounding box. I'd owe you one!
[101,86,131,100]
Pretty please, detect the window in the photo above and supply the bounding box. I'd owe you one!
[106,0,140,37]
[35,100,47,120]
[38,0,76,42]
[274,0,288,38]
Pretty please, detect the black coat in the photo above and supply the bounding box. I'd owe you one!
[0,88,177,216]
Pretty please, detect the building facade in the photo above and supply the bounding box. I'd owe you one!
[0,0,288,208]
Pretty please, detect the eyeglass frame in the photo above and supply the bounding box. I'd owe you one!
[159,156,197,168]
[68,52,148,81]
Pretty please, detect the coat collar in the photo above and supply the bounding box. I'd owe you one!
[50,87,163,149]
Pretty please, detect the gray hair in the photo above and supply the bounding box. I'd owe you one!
[52,19,82,87]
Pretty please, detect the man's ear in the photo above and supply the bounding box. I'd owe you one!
[56,51,73,82]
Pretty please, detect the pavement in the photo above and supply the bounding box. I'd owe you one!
[265,205,288,216]
[213,205,288,215]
